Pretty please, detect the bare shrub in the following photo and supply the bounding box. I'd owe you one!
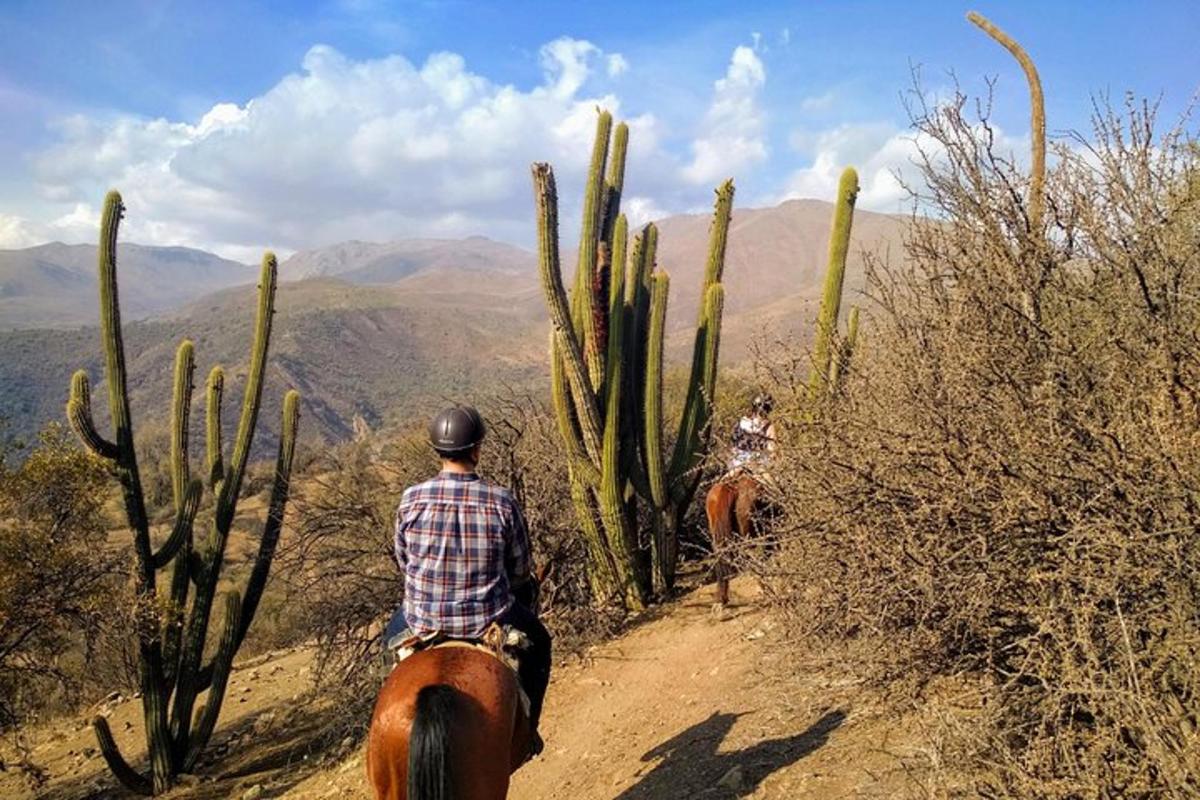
[0,425,121,727]
[753,87,1200,798]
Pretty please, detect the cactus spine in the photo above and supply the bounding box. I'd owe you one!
[807,167,860,406]
[66,190,300,794]
[533,112,733,603]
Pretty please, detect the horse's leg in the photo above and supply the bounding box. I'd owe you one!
[706,484,734,606]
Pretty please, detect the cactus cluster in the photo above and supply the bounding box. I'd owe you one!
[66,191,300,795]
[533,111,732,607]
[807,166,861,406]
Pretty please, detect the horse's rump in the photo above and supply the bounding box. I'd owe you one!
[367,646,531,800]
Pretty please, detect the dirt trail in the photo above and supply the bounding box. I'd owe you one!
[4,578,922,799]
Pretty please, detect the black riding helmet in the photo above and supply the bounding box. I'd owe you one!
[752,392,774,414]
[429,405,486,455]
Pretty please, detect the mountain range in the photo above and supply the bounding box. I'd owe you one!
[0,199,906,449]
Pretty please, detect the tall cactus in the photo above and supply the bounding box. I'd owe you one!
[807,167,860,406]
[640,182,732,592]
[967,11,1045,237]
[533,111,733,604]
[66,190,300,794]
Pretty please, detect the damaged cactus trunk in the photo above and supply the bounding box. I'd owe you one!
[66,190,300,794]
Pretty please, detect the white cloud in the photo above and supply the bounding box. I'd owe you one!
[7,38,643,258]
[778,120,1029,213]
[624,195,670,229]
[682,45,767,186]
[799,90,836,114]
[606,54,629,78]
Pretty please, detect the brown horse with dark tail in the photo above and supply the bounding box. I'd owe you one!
[366,645,534,799]
[705,473,763,605]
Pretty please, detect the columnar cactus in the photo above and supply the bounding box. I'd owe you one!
[641,182,731,592]
[66,190,300,794]
[533,111,733,604]
[968,10,1048,324]
[807,167,860,405]
[967,11,1045,237]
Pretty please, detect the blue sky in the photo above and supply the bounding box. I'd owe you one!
[1,1,1196,260]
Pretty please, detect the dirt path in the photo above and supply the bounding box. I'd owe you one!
[288,578,921,799]
[4,578,923,799]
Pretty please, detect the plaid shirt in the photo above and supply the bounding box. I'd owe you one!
[394,471,533,637]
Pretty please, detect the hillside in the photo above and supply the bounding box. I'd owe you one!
[0,243,254,329]
[0,199,904,447]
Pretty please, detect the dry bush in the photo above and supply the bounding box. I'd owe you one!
[752,88,1200,798]
[0,425,123,727]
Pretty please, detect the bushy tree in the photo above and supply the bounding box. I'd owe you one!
[0,425,117,727]
[754,83,1200,798]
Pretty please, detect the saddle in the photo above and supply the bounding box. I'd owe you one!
[384,623,533,717]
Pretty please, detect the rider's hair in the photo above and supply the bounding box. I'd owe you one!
[436,446,478,465]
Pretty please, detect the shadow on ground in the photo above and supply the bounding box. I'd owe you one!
[615,708,847,799]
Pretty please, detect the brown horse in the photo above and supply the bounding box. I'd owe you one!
[366,645,533,800]
[705,473,763,605]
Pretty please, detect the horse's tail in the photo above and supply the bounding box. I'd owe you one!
[706,482,736,605]
[408,684,457,800]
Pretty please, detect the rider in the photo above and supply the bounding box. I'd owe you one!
[388,405,550,753]
[728,392,777,474]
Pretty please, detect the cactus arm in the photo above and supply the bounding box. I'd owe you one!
[807,167,859,403]
[97,191,155,581]
[532,162,604,462]
[573,111,612,390]
[230,391,296,644]
[170,340,194,512]
[699,180,735,308]
[668,182,734,481]
[161,544,191,694]
[205,366,225,490]
[602,122,629,241]
[214,253,276,535]
[182,591,241,773]
[643,271,670,509]
[600,226,628,512]
[92,717,153,795]
[152,478,201,569]
[967,11,1045,234]
[67,371,119,460]
[549,336,601,487]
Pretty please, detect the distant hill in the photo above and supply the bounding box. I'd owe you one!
[0,243,254,329]
[280,236,535,283]
[0,199,905,448]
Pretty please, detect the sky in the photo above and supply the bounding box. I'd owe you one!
[1,0,1197,262]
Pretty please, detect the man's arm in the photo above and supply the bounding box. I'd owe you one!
[393,500,408,570]
[504,501,532,594]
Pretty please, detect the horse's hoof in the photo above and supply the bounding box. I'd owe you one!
[710,602,731,621]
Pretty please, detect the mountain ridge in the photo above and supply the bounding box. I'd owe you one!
[0,197,906,448]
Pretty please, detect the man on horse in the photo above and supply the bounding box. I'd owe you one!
[387,405,551,755]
